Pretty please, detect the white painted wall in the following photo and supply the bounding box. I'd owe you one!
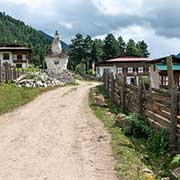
[0,52,29,68]
[96,66,114,77]
[45,56,68,71]
[0,52,13,65]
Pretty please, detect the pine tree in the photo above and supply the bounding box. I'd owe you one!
[126,39,141,57]
[103,33,119,60]
[91,39,104,62]
[68,33,85,70]
[136,40,150,57]
[117,36,126,56]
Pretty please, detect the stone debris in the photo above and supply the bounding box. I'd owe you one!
[172,167,180,179]
[45,69,75,84]
[114,113,129,128]
[94,94,107,107]
[15,71,65,88]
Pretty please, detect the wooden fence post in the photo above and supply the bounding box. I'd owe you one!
[13,67,16,80]
[121,75,126,113]
[169,86,178,151]
[110,72,115,102]
[107,72,110,97]
[166,56,178,150]
[0,63,1,84]
[5,63,8,83]
[104,70,108,96]
[137,76,143,117]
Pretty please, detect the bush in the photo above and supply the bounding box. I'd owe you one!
[121,114,170,155]
[122,114,151,138]
[147,129,170,155]
[171,154,180,167]
[142,76,150,89]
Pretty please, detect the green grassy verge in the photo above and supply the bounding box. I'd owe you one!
[0,84,56,115]
[89,85,174,180]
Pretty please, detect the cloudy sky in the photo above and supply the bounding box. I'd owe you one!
[1,0,180,58]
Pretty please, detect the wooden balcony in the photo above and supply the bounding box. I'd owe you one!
[13,59,28,63]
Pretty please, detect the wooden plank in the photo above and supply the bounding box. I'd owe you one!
[144,104,170,119]
[145,110,170,128]
[148,118,168,130]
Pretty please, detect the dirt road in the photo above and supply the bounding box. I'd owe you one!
[0,82,117,180]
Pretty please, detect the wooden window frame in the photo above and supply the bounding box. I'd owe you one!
[138,67,144,73]
[117,67,123,74]
[160,76,168,86]
[128,67,133,74]
[3,53,10,60]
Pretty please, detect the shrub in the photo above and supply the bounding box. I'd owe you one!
[171,154,180,167]
[121,114,170,155]
[147,129,170,155]
[122,114,151,138]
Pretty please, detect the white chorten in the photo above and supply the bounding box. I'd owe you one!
[45,31,69,71]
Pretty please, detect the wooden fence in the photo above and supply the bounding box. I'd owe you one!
[103,70,180,150]
[0,63,25,84]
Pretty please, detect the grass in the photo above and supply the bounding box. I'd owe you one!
[0,84,56,115]
[89,85,174,180]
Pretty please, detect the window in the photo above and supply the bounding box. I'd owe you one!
[117,67,123,74]
[128,67,133,73]
[14,55,17,61]
[17,55,22,59]
[138,67,144,73]
[3,53,10,60]
[160,76,168,86]
[22,55,26,60]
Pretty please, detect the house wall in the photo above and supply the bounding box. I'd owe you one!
[149,64,160,88]
[0,51,30,68]
[96,66,115,77]
[0,52,13,65]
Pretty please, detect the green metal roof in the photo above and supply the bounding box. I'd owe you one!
[156,64,180,71]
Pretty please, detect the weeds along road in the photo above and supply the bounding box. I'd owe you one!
[0,81,117,180]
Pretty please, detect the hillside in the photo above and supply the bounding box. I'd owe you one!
[0,12,68,67]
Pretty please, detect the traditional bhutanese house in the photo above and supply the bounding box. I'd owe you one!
[0,44,32,68]
[96,56,150,85]
[148,55,180,89]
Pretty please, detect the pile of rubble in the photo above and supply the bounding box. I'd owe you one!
[45,69,75,84]
[15,72,65,88]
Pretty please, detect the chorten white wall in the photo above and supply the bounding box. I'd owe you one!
[46,56,68,70]
[45,31,68,71]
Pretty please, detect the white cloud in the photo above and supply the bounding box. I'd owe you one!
[0,0,180,57]
[92,0,143,16]
[95,24,180,58]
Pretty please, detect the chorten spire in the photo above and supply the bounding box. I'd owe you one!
[51,31,62,55]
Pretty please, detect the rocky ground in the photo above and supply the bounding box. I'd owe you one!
[15,71,66,88]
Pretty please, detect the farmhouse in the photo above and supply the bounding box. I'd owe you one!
[0,44,32,68]
[148,55,180,89]
[96,56,150,85]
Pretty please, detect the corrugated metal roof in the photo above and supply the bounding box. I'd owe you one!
[0,47,31,51]
[106,57,149,62]
[156,64,180,71]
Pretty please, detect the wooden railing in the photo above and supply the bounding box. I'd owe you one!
[103,70,180,150]
[0,62,25,83]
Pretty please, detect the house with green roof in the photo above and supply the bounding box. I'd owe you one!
[148,55,180,89]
